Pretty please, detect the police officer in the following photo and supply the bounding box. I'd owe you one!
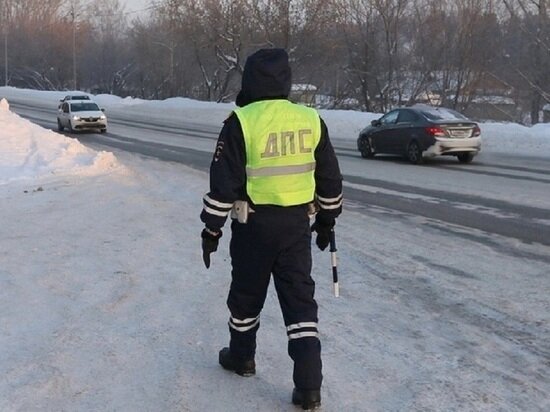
[200,48,342,410]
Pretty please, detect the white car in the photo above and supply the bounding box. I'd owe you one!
[57,99,107,133]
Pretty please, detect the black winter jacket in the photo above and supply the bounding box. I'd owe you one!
[200,49,342,232]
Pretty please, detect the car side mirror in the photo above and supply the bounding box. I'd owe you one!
[101,108,105,112]
[371,119,381,127]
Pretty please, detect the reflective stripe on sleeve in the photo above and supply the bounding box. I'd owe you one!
[317,193,342,204]
[317,192,343,210]
[203,194,233,210]
[319,202,342,210]
[202,194,233,217]
[203,205,230,217]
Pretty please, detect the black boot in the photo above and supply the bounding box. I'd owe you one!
[292,388,321,410]
[218,347,255,377]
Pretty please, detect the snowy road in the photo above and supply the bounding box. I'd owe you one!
[1,91,549,411]
[9,99,550,249]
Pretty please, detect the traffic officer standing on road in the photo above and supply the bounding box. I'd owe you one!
[200,48,342,410]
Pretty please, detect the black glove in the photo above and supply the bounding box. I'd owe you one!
[311,216,335,251]
[201,228,222,269]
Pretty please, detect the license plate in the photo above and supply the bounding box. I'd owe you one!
[449,130,469,138]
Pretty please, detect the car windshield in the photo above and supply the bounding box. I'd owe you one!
[419,107,468,121]
[71,102,100,112]
[380,110,399,124]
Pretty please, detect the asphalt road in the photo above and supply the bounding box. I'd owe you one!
[8,100,550,258]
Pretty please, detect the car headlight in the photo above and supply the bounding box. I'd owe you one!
[100,115,106,120]
[72,115,80,121]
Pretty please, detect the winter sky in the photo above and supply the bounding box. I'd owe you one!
[121,0,151,14]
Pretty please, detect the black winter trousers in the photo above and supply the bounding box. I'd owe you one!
[227,205,322,391]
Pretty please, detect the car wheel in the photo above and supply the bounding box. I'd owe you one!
[57,119,64,132]
[360,138,375,159]
[67,121,74,133]
[457,152,474,163]
[407,141,423,164]
[100,128,107,133]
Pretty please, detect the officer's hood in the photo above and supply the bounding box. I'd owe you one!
[236,48,291,107]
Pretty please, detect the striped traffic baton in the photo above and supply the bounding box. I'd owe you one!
[329,228,339,297]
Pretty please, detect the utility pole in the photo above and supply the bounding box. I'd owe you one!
[3,23,7,87]
[2,0,9,86]
[152,41,175,96]
[71,0,77,90]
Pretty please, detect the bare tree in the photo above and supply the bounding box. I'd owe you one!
[187,0,251,101]
[371,0,409,110]
[331,0,379,111]
[84,0,129,94]
[501,0,549,123]
[0,0,544,122]
[1,0,13,86]
[5,0,67,89]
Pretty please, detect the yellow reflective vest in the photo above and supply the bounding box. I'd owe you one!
[234,100,321,206]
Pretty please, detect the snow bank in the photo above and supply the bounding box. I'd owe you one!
[320,108,380,138]
[481,122,550,155]
[0,98,119,185]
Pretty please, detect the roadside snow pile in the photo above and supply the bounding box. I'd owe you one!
[531,122,550,135]
[0,98,118,185]
[321,109,380,139]
[481,122,550,154]
[94,93,147,107]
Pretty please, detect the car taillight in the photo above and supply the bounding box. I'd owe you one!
[472,125,481,137]
[425,126,447,137]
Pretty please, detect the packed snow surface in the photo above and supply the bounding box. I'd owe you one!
[0,88,548,411]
